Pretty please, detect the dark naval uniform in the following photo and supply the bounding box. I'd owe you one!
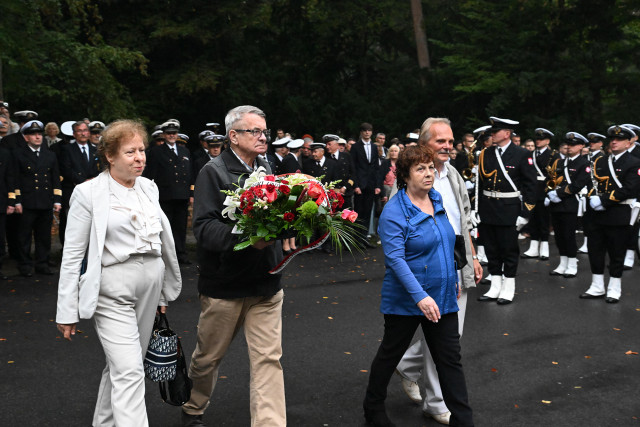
[303,157,338,184]
[522,145,556,259]
[143,142,193,263]
[579,146,606,253]
[329,150,356,204]
[0,148,16,278]
[279,153,302,174]
[547,145,590,277]
[13,145,62,275]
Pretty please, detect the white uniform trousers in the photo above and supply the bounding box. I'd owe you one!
[396,289,468,415]
[92,255,165,427]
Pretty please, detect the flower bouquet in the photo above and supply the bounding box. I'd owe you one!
[221,167,363,273]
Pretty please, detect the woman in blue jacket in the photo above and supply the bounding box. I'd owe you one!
[363,146,474,427]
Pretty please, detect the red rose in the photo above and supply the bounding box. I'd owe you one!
[307,183,323,199]
[266,184,276,193]
[283,212,295,222]
[280,185,290,195]
[281,179,289,185]
[265,175,276,181]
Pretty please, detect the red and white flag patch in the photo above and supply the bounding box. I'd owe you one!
[586,166,591,173]
[528,158,533,165]
[637,168,640,176]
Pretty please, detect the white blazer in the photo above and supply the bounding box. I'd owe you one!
[56,171,182,324]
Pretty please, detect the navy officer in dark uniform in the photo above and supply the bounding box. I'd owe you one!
[13,120,62,276]
[546,132,590,278]
[581,125,640,303]
[476,117,537,304]
[522,128,556,260]
[192,133,224,179]
[620,123,640,269]
[323,134,355,206]
[279,138,303,174]
[303,141,338,184]
[0,145,16,279]
[271,136,291,175]
[143,120,193,264]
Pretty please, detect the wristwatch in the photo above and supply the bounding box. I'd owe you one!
[472,255,478,260]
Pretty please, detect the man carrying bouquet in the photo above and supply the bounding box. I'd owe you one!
[181,105,286,427]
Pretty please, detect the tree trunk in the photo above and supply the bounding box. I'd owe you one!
[410,0,430,70]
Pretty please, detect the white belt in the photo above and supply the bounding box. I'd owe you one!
[621,199,636,206]
[483,190,521,199]
[536,176,546,181]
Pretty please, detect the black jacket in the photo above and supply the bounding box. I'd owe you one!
[351,140,382,191]
[144,143,193,201]
[13,145,61,209]
[279,153,301,174]
[192,149,282,299]
[0,148,16,211]
[529,147,556,201]
[302,156,338,184]
[549,155,590,214]
[478,143,537,225]
[60,142,101,190]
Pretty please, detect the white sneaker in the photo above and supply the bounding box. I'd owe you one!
[425,411,451,425]
[395,370,422,404]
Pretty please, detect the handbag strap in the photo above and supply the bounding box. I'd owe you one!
[155,312,171,331]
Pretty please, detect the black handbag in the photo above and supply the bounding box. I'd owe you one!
[454,235,468,269]
[144,313,178,382]
[159,337,192,406]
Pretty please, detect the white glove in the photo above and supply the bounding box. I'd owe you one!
[589,195,605,211]
[516,216,529,231]
[547,190,561,203]
[544,197,551,207]
[470,210,480,228]
[471,166,477,174]
[465,180,475,190]
[470,228,478,239]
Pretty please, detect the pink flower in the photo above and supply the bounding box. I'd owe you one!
[347,211,358,223]
[265,175,276,181]
[307,183,323,199]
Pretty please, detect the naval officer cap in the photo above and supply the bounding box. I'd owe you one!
[565,132,588,145]
[473,125,492,142]
[406,133,419,143]
[14,110,39,122]
[534,128,554,140]
[178,133,189,142]
[21,120,45,134]
[322,134,340,143]
[272,136,291,147]
[161,121,180,133]
[337,138,347,145]
[586,132,606,144]
[89,121,105,132]
[204,133,225,145]
[607,125,635,140]
[287,138,305,149]
[489,116,519,132]
[310,142,326,151]
[621,123,640,137]
[199,130,214,140]
[151,130,164,140]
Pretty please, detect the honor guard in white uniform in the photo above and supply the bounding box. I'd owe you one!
[580,125,640,303]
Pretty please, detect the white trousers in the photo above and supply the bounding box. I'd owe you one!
[92,255,165,427]
[396,289,468,415]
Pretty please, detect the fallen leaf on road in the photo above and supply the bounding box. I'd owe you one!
[574,386,582,389]
[0,338,6,341]
[8,361,14,364]
[328,317,333,320]
[514,404,519,408]
[503,333,509,336]
[491,368,498,372]
[584,356,591,359]
[360,370,368,373]
[552,361,558,365]
[613,328,621,331]
[625,351,638,355]
[344,352,351,355]
[541,400,551,404]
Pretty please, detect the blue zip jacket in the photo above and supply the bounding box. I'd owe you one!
[377,188,459,316]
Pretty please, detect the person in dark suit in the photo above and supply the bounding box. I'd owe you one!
[303,142,338,184]
[581,125,640,303]
[546,132,590,278]
[59,121,101,246]
[351,122,382,247]
[522,128,557,260]
[143,120,193,264]
[0,146,16,279]
[476,117,537,305]
[13,120,62,276]
[271,136,291,175]
[0,110,38,151]
[324,134,355,207]
[279,139,303,174]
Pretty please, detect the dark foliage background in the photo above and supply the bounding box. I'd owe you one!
[2,0,640,144]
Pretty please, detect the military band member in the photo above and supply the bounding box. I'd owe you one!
[470,125,492,268]
[578,133,607,254]
[522,128,556,260]
[323,134,355,201]
[13,120,62,276]
[546,132,590,277]
[620,123,640,269]
[476,117,537,304]
[581,125,640,303]
[143,120,193,264]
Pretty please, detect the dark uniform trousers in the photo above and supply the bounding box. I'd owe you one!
[528,203,550,241]
[19,208,53,269]
[550,156,590,257]
[479,223,519,277]
[364,313,474,427]
[587,152,640,278]
[160,199,189,259]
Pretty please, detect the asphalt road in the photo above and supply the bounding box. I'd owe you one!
[1,236,639,427]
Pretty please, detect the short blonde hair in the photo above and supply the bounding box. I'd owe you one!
[98,120,148,170]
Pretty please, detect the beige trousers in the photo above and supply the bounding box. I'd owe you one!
[92,255,165,427]
[183,289,286,426]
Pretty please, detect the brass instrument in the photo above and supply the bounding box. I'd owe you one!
[461,140,477,180]
[545,158,563,191]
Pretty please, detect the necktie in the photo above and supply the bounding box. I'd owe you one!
[316,161,321,166]
[35,150,39,157]
[82,145,88,163]
[535,149,540,157]
[365,143,370,162]
[498,147,503,156]
[332,153,337,160]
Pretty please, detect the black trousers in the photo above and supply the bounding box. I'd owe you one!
[0,213,6,269]
[550,212,578,257]
[18,208,53,269]
[479,223,519,277]
[160,199,189,260]
[354,188,375,235]
[588,224,630,277]
[364,313,474,426]
[626,221,640,251]
[5,214,20,259]
[528,203,550,241]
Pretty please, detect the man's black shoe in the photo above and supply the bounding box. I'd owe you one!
[35,266,54,275]
[181,410,206,427]
[477,295,497,302]
[20,269,33,277]
[579,293,604,299]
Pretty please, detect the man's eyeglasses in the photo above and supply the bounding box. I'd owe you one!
[234,128,271,138]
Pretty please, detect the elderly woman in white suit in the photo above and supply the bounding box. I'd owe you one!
[56,119,182,427]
